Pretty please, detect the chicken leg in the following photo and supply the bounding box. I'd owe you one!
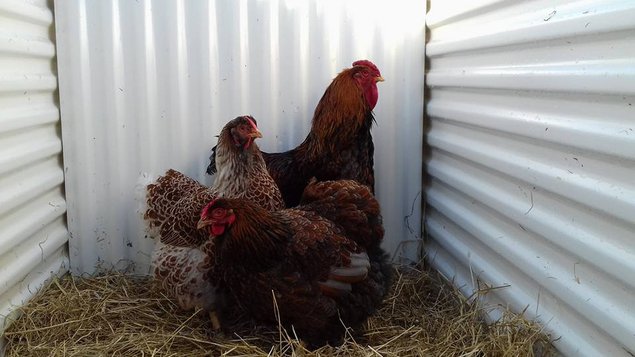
[209,310,221,331]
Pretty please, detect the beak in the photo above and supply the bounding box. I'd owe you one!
[375,76,385,82]
[197,218,212,230]
[250,129,263,139]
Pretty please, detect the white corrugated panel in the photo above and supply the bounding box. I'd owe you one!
[0,0,69,338]
[425,1,635,356]
[54,0,426,275]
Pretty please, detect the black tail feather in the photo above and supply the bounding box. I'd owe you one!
[206,144,218,175]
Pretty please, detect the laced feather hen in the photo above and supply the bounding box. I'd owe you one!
[142,116,284,326]
[198,179,392,346]
[207,60,384,207]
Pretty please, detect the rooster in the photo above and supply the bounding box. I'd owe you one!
[197,179,392,345]
[207,60,384,207]
[143,115,284,330]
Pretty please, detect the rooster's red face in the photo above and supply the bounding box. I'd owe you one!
[197,200,236,236]
[230,116,262,150]
[352,60,384,110]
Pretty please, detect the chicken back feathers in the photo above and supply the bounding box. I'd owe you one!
[200,179,392,345]
[299,178,383,250]
[144,169,215,247]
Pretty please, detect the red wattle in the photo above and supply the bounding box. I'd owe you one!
[211,224,225,236]
[364,83,379,109]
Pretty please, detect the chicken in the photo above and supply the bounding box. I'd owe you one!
[197,179,392,345]
[210,115,284,211]
[143,115,284,329]
[207,60,384,207]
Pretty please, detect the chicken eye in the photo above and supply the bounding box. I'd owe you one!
[238,124,250,134]
[211,208,226,219]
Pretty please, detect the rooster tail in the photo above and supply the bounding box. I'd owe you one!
[135,172,160,239]
[206,144,218,175]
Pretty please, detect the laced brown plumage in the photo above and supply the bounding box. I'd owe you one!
[197,179,392,346]
[142,116,284,330]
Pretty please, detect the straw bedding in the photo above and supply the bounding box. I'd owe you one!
[3,264,554,356]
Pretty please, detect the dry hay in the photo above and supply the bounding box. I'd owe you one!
[3,265,554,356]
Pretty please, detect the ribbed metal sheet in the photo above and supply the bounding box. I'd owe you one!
[54,0,426,275]
[425,1,635,356]
[0,0,68,337]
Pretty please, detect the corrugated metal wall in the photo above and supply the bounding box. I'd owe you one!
[425,1,635,356]
[0,0,68,337]
[54,0,426,275]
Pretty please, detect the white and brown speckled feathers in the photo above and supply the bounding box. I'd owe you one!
[144,116,284,247]
[211,115,284,211]
[144,169,216,247]
[143,116,284,324]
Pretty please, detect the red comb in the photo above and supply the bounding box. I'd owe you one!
[352,60,380,75]
[244,115,258,130]
[200,199,217,219]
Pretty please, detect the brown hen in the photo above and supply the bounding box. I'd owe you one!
[198,179,392,346]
